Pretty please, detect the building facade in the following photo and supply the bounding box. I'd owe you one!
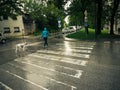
[0,16,24,37]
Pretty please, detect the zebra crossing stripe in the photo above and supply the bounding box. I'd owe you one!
[0,69,49,90]
[58,48,91,53]
[56,44,94,49]
[28,53,88,66]
[61,52,90,58]
[15,59,83,79]
[0,82,13,90]
[15,56,84,78]
[56,65,83,79]
[8,63,77,90]
[37,50,90,59]
[72,47,93,50]
[56,43,95,48]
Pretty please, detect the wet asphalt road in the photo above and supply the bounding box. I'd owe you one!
[0,36,120,90]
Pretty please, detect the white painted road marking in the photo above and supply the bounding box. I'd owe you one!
[8,63,77,90]
[0,69,48,90]
[37,50,90,58]
[28,53,88,66]
[58,48,92,53]
[15,60,83,79]
[74,70,83,78]
[56,65,83,79]
[0,82,13,90]
[0,42,95,90]
[72,47,93,50]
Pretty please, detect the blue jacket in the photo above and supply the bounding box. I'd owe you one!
[42,27,49,38]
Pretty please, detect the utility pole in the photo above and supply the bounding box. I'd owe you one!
[84,10,89,34]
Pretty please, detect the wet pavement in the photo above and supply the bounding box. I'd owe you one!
[0,36,120,90]
[79,39,120,90]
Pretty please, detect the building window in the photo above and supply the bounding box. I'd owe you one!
[3,15,8,20]
[14,27,20,33]
[3,27,11,33]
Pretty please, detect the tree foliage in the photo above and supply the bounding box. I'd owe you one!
[67,0,93,26]
[1,0,119,35]
[67,0,120,35]
[23,0,65,31]
[0,0,24,19]
[109,0,120,35]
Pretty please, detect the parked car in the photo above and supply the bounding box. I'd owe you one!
[68,26,76,32]
[62,27,69,34]
[0,32,6,44]
[62,26,76,34]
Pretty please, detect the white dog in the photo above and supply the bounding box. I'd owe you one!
[15,42,28,54]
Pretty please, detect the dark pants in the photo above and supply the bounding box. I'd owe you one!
[85,26,89,34]
[43,37,48,47]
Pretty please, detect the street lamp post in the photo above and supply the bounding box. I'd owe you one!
[84,10,89,34]
[58,19,62,33]
[33,20,36,32]
[57,19,61,38]
[58,19,61,29]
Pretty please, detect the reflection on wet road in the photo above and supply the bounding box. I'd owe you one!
[0,41,95,90]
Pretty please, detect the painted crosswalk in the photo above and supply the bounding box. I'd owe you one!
[0,42,95,90]
[0,82,12,90]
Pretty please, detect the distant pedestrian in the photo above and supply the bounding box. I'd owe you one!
[41,27,49,48]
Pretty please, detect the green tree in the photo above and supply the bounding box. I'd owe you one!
[23,0,65,31]
[68,0,84,25]
[23,0,48,30]
[103,0,120,34]
[23,0,45,19]
[44,3,60,30]
[0,0,24,19]
[47,0,66,29]
[67,0,94,32]
[53,0,65,10]
[109,0,120,35]
[67,0,120,36]
[95,0,103,35]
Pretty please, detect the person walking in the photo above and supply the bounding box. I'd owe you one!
[41,27,49,48]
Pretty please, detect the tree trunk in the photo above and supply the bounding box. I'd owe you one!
[110,0,120,35]
[96,0,102,35]
[110,16,114,35]
[115,18,117,31]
